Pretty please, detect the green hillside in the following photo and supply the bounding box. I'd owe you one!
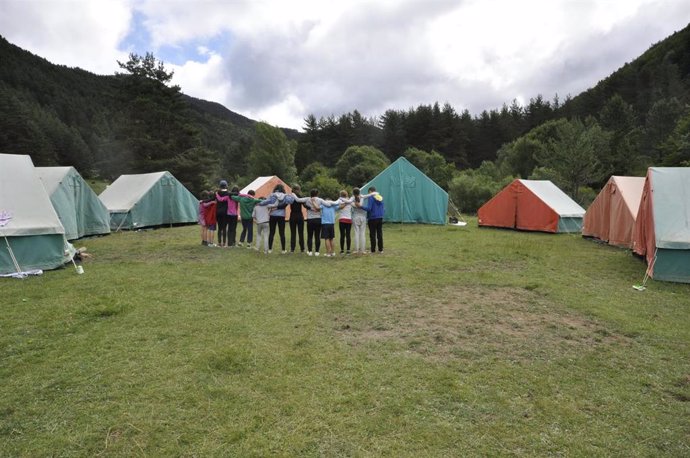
[0,36,262,192]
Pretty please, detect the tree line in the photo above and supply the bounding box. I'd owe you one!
[1,24,689,212]
[294,25,690,211]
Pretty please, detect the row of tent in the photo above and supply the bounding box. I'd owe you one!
[475,168,690,284]
[0,154,200,275]
[1,154,449,274]
[2,152,687,283]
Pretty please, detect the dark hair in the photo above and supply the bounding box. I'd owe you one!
[201,190,210,200]
[292,184,301,192]
[368,186,376,193]
[310,188,319,197]
[248,190,255,196]
[231,186,239,193]
[273,184,285,193]
[353,187,361,203]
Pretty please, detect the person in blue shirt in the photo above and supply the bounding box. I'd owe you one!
[361,186,385,253]
[317,197,341,257]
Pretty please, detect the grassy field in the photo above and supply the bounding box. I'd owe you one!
[1,220,689,456]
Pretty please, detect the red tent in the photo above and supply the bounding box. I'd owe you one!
[478,179,585,233]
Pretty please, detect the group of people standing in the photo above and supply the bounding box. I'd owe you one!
[198,181,385,256]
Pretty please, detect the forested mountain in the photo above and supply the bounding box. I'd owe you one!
[296,24,690,210]
[299,24,690,174]
[1,23,689,203]
[0,35,296,192]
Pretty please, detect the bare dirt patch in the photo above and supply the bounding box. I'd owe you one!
[333,285,628,362]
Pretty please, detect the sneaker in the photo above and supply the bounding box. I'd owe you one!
[201,241,207,246]
[281,250,287,254]
[346,251,351,255]
[307,251,313,256]
[379,250,384,254]
[314,252,320,257]
[340,251,344,255]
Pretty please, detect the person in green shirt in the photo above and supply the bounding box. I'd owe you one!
[231,190,262,248]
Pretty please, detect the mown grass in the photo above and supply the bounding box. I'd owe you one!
[1,220,688,456]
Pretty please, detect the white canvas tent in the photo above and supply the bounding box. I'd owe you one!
[36,166,111,240]
[0,154,73,275]
[99,171,199,230]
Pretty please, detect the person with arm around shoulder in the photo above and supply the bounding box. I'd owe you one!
[252,198,272,254]
[202,190,218,247]
[226,186,240,246]
[258,184,295,254]
[351,187,368,254]
[293,188,322,256]
[362,186,385,253]
[318,195,341,257]
[289,184,306,253]
[337,190,353,255]
[232,190,262,248]
[214,180,230,247]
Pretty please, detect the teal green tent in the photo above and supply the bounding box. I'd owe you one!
[37,166,110,240]
[99,172,199,230]
[362,157,448,224]
[0,154,73,275]
[633,167,690,283]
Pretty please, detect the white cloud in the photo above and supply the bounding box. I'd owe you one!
[1,0,689,129]
[0,0,132,74]
[171,52,231,106]
[245,94,308,131]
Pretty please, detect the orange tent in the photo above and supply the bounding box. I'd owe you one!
[478,179,585,233]
[582,176,644,248]
[241,176,291,199]
[240,176,305,220]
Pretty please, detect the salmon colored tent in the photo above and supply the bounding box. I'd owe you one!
[582,176,645,248]
[478,179,585,233]
[241,176,291,199]
[632,167,690,283]
[240,176,304,220]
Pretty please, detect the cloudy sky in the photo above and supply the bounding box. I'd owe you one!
[1,1,689,130]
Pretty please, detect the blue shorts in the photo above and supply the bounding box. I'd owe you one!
[321,224,335,239]
[207,224,216,230]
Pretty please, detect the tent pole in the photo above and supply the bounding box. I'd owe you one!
[4,236,22,275]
